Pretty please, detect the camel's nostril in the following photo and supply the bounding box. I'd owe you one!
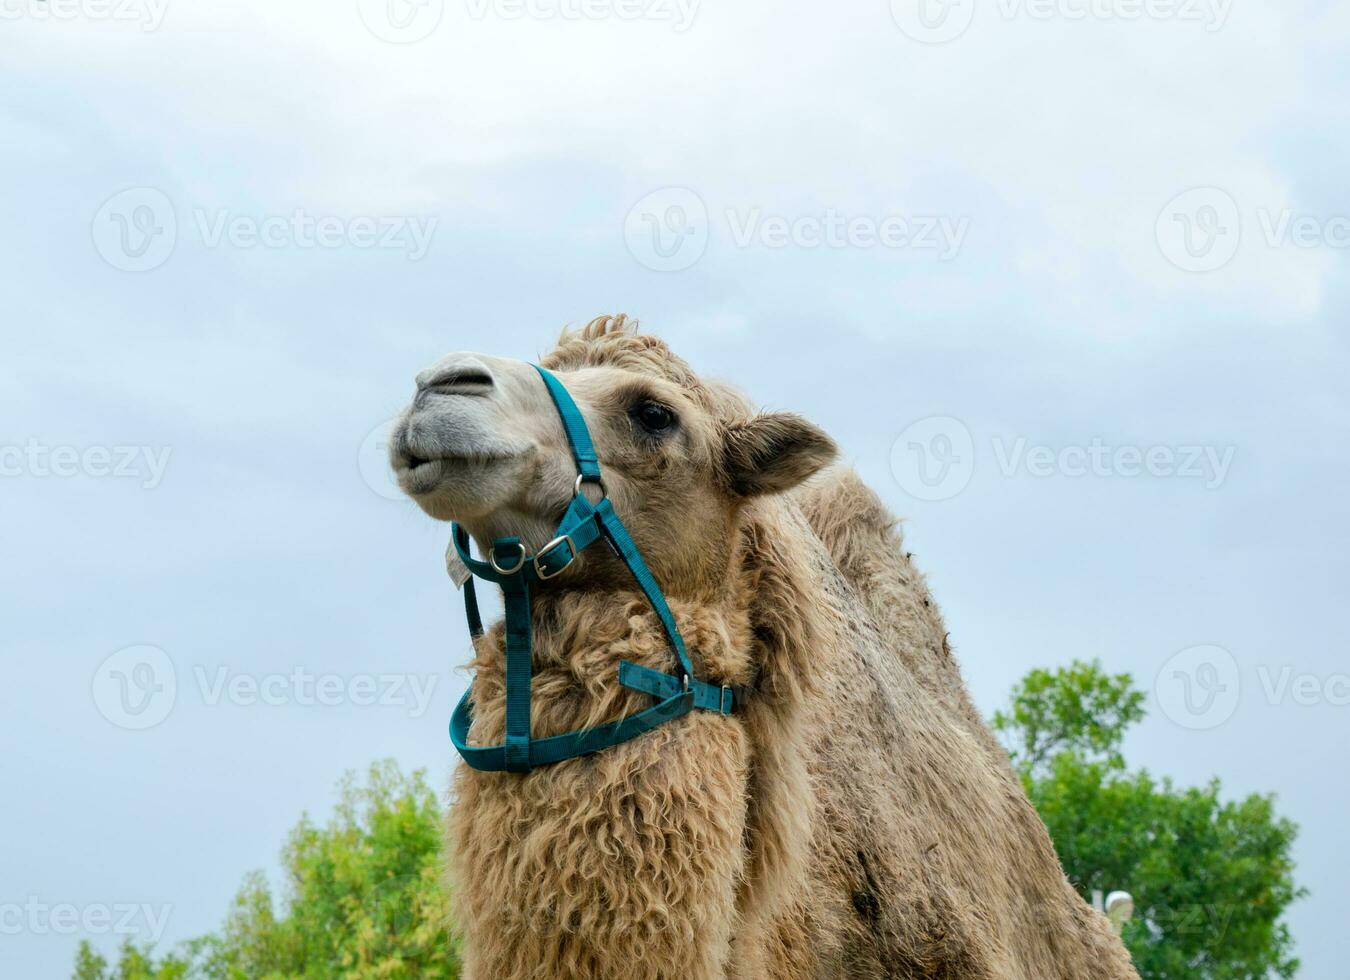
[416,356,497,394]
[447,371,492,388]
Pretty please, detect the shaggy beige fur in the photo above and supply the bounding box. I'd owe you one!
[440,316,1138,980]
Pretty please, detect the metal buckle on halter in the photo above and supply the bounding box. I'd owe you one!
[720,686,732,713]
[532,533,576,580]
[488,542,527,576]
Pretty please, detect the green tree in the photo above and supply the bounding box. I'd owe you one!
[77,670,1303,980]
[73,762,460,980]
[994,660,1304,979]
[992,659,1146,775]
[72,939,192,979]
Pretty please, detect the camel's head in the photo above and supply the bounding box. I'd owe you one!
[389,315,836,592]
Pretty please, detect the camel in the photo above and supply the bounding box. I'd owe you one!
[389,314,1139,980]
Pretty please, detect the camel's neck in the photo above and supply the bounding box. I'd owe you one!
[452,570,759,760]
[453,497,841,770]
[449,580,758,980]
[447,503,840,980]
[525,577,754,688]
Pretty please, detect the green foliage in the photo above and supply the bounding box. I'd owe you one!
[996,659,1304,980]
[77,667,1304,980]
[74,762,460,980]
[992,658,1146,775]
[73,939,192,979]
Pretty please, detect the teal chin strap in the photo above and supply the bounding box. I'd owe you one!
[448,364,738,773]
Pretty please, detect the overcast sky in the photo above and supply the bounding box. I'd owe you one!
[3,2,1347,977]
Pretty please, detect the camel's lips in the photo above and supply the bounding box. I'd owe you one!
[392,451,525,496]
[389,418,532,497]
[396,456,451,497]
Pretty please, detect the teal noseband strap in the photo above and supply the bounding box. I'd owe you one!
[448,364,738,773]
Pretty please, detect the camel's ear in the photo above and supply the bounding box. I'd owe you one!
[721,413,837,497]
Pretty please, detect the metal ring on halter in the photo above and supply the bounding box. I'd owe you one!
[488,543,527,576]
[574,473,607,501]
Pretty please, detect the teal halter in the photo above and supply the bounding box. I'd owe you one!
[448,364,738,773]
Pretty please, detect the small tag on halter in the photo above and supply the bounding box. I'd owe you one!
[445,540,472,589]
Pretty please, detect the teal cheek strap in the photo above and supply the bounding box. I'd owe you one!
[448,364,740,773]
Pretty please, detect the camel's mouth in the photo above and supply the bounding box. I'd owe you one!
[391,449,528,497]
[387,406,538,522]
[393,453,450,497]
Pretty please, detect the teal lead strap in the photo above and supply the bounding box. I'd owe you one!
[446,365,738,773]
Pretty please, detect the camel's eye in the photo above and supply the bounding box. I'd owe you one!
[631,400,676,436]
